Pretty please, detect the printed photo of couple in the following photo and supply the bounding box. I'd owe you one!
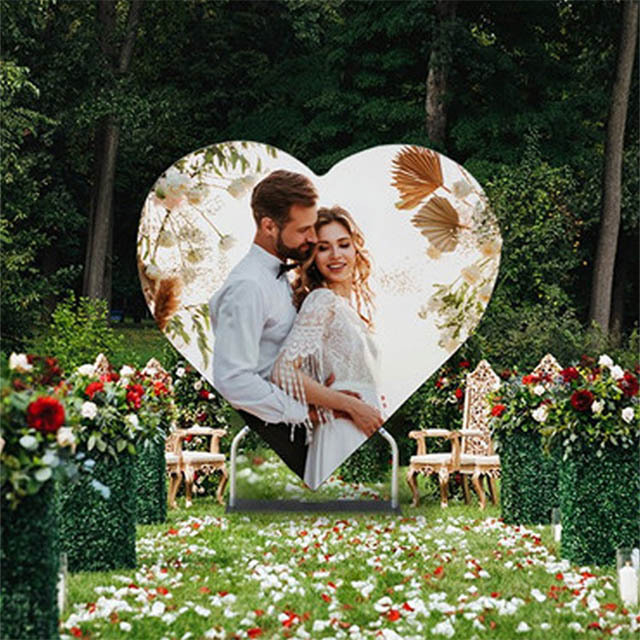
[137,142,501,489]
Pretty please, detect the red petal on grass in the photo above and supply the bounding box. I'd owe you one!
[167,528,178,535]
[490,592,500,598]
[70,628,83,638]
[218,591,229,597]
[587,621,602,630]
[402,602,414,611]
[434,566,444,576]
[321,594,331,603]
[156,587,169,595]
[247,629,263,638]
[387,610,401,622]
[299,530,308,537]
[192,522,200,529]
[254,609,265,616]
[603,603,617,611]
[327,581,337,589]
[200,586,211,594]
[555,572,564,581]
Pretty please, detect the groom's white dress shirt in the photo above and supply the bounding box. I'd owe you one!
[209,243,309,425]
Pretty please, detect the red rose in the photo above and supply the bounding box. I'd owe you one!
[491,404,506,417]
[100,372,119,383]
[522,374,539,385]
[26,396,65,433]
[455,388,463,400]
[560,367,579,383]
[126,383,144,395]
[435,378,443,389]
[570,389,594,412]
[199,389,211,400]
[618,372,639,397]
[154,381,169,396]
[126,391,142,410]
[84,381,104,399]
[196,411,207,423]
[459,360,470,368]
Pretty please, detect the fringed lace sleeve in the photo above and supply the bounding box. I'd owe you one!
[272,289,336,442]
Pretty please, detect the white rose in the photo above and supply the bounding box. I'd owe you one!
[19,434,38,451]
[42,450,59,467]
[621,407,634,424]
[193,380,203,391]
[34,467,52,482]
[125,414,140,429]
[532,405,549,423]
[175,367,186,378]
[598,354,614,368]
[119,365,136,378]
[56,427,76,448]
[609,365,624,380]
[81,401,98,420]
[452,180,472,199]
[9,353,32,373]
[77,363,96,377]
[591,400,604,415]
[533,385,545,396]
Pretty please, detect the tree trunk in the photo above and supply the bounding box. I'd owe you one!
[588,0,638,333]
[609,239,628,343]
[82,0,143,301]
[425,0,457,147]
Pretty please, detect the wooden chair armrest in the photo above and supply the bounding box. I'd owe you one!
[460,429,485,438]
[423,429,456,439]
[183,426,216,436]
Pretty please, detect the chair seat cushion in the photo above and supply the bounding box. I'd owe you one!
[460,454,500,466]
[410,453,452,464]
[165,453,179,464]
[182,452,225,464]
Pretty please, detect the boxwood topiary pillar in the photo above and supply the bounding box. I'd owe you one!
[558,440,640,566]
[499,429,558,525]
[1,481,60,640]
[135,438,167,525]
[58,453,136,572]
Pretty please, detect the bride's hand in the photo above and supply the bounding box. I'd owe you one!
[343,396,383,437]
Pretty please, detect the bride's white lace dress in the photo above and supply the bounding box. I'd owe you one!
[272,287,382,490]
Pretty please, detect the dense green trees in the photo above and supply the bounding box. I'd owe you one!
[1,0,637,361]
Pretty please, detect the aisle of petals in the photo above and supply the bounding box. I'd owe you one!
[60,474,639,639]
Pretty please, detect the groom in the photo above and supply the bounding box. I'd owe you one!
[209,170,320,477]
[210,169,383,478]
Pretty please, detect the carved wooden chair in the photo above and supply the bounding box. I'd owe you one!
[532,353,563,384]
[180,427,228,507]
[456,360,502,509]
[407,360,501,508]
[165,429,184,509]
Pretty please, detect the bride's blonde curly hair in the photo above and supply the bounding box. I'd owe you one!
[292,206,375,328]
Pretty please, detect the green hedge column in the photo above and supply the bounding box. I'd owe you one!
[558,440,640,566]
[135,438,167,525]
[58,453,136,572]
[500,429,558,525]
[1,481,60,640]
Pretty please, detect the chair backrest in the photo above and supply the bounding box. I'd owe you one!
[461,360,501,456]
[93,353,112,377]
[165,430,183,454]
[531,354,562,383]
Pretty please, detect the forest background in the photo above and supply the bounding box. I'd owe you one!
[2,0,638,375]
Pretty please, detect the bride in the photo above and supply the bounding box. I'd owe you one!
[272,206,384,489]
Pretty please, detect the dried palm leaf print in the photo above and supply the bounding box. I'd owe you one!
[411,197,469,253]
[391,146,444,210]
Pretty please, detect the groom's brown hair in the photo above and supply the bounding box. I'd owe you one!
[251,170,317,227]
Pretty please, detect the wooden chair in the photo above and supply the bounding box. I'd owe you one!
[180,427,228,507]
[407,360,501,508]
[532,353,562,383]
[456,360,502,509]
[165,429,184,509]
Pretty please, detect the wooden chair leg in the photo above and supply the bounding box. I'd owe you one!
[183,466,194,508]
[216,466,229,506]
[438,469,449,508]
[471,470,486,510]
[488,477,498,505]
[407,467,420,507]
[168,472,182,509]
[462,476,471,504]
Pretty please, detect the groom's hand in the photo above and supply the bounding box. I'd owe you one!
[324,373,362,420]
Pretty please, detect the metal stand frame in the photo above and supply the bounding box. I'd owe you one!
[226,425,400,513]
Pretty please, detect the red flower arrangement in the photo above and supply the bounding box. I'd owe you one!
[560,367,579,383]
[26,396,65,433]
[491,404,506,417]
[84,381,104,400]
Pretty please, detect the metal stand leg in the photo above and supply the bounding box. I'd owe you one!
[378,427,399,509]
[229,425,250,508]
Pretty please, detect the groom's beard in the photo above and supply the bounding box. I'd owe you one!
[276,233,315,262]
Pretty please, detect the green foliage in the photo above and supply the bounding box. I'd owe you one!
[58,453,136,572]
[0,480,59,640]
[336,434,388,484]
[134,439,167,525]
[30,292,124,373]
[498,430,558,525]
[557,440,640,566]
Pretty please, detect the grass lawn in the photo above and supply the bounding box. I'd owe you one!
[60,453,639,639]
[110,322,173,369]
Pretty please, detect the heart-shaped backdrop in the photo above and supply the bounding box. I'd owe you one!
[137,142,501,486]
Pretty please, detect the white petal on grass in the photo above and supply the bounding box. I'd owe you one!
[517,622,531,632]
[431,619,455,637]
